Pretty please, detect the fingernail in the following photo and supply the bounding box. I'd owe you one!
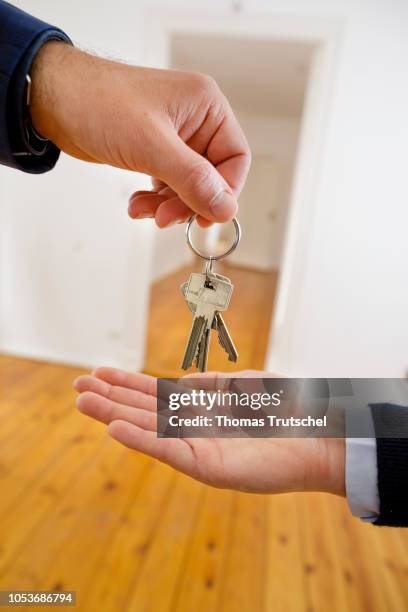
[73,378,80,390]
[209,189,237,221]
[135,212,154,219]
[163,220,177,227]
[158,186,174,197]
[76,396,84,411]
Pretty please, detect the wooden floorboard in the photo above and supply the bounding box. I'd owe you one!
[1,263,408,610]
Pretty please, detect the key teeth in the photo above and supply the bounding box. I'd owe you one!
[216,314,238,363]
[217,333,237,361]
[194,339,201,369]
[197,328,210,372]
[195,324,208,369]
[181,315,206,370]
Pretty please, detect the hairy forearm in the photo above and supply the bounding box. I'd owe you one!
[31,41,124,165]
[30,41,74,141]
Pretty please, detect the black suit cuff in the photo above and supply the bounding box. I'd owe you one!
[0,2,72,173]
[371,403,408,527]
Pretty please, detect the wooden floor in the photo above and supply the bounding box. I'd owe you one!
[1,265,408,611]
[144,262,277,377]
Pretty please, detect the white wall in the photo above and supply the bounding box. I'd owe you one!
[230,114,300,270]
[0,0,153,369]
[2,0,408,378]
[0,158,154,369]
[150,223,192,281]
[263,0,408,377]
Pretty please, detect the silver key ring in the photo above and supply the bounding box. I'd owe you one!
[185,214,241,262]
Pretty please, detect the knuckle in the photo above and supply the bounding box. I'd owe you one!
[202,72,218,91]
[107,399,116,422]
[244,146,252,175]
[244,141,252,163]
[190,71,219,94]
[105,383,115,400]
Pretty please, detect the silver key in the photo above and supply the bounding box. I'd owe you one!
[181,272,232,330]
[181,314,206,370]
[181,273,233,371]
[185,273,233,310]
[214,312,238,362]
[195,327,211,372]
[181,280,210,368]
[183,273,232,370]
[181,272,237,369]
[181,292,238,363]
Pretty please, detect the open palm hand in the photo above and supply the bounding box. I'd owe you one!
[74,368,345,496]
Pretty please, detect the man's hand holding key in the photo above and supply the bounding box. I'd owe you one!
[30,42,251,227]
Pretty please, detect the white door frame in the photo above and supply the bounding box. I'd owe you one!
[143,9,344,370]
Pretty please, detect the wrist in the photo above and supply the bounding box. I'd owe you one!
[30,40,75,141]
[314,438,346,496]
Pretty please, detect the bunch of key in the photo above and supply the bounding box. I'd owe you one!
[180,269,238,372]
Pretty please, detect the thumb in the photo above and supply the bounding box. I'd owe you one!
[155,131,237,222]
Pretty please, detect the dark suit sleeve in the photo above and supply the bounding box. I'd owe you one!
[371,403,408,527]
[0,1,72,173]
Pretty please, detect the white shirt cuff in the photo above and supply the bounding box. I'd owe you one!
[345,406,379,522]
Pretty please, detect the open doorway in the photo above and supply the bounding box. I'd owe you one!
[143,33,315,377]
